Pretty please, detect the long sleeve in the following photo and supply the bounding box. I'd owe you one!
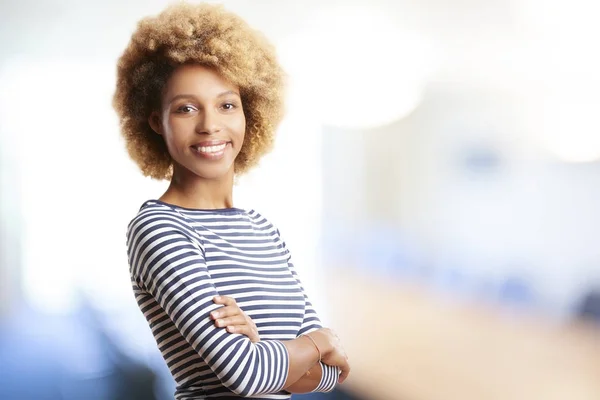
[127,210,289,396]
[280,234,340,393]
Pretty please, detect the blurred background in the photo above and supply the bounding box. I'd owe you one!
[1,0,599,399]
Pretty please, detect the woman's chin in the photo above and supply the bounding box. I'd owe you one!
[191,165,234,181]
[173,156,236,182]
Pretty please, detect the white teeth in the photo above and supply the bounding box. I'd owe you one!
[195,143,226,153]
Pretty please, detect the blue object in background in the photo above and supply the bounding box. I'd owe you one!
[0,302,158,400]
[498,275,535,307]
[296,389,365,400]
[578,289,600,324]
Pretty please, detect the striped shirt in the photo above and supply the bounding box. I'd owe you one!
[127,200,339,399]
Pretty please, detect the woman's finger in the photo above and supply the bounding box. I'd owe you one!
[214,315,246,328]
[227,325,260,342]
[210,305,242,320]
[338,361,351,383]
[213,295,236,306]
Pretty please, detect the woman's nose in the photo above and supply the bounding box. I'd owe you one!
[196,109,221,135]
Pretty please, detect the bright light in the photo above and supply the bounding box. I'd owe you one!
[535,96,600,163]
[0,58,150,314]
[278,5,435,130]
[514,0,600,163]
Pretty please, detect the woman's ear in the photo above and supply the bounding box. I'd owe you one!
[148,111,163,135]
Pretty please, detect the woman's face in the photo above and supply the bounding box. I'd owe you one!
[151,64,246,181]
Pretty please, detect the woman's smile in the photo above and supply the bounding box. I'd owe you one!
[191,140,232,160]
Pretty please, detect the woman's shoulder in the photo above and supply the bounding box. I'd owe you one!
[243,210,286,243]
[135,199,186,218]
[127,200,192,233]
[243,208,279,228]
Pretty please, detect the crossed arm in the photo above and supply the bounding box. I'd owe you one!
[128,213,349,396]
[210,295,348,393]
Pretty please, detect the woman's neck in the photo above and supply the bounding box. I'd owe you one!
[159,167,235,210]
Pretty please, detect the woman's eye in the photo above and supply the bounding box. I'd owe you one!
[177,105,196,113]
[222,103,236,111]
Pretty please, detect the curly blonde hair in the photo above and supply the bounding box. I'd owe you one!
[113,2,286,179]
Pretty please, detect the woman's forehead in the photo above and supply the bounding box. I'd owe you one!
[164,64,240,99]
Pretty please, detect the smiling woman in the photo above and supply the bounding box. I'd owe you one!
[112,3,349,399]
[113,3,284,181]
[147,65,246,183]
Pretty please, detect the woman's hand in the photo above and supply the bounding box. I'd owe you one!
[210,295,260,343]
[309,328,350,383]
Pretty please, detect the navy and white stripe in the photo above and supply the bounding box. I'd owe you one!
[127,200,339,399]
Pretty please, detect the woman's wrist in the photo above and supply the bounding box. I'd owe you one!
[301,333,322,362]
[308,329,332,359]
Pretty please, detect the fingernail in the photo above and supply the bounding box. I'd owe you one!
[214,296,221,301]
[216,319,223,327]
[211,311,219,318]
[227,326,235,332]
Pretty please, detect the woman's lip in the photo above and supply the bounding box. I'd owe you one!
[192,140,229,147]
[190,141,229,159]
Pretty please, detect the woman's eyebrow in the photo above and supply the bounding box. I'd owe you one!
[168,91,239,104]
[216,90,240,98]
[168,94,196,104]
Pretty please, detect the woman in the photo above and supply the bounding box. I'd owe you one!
[113,3,350,399]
